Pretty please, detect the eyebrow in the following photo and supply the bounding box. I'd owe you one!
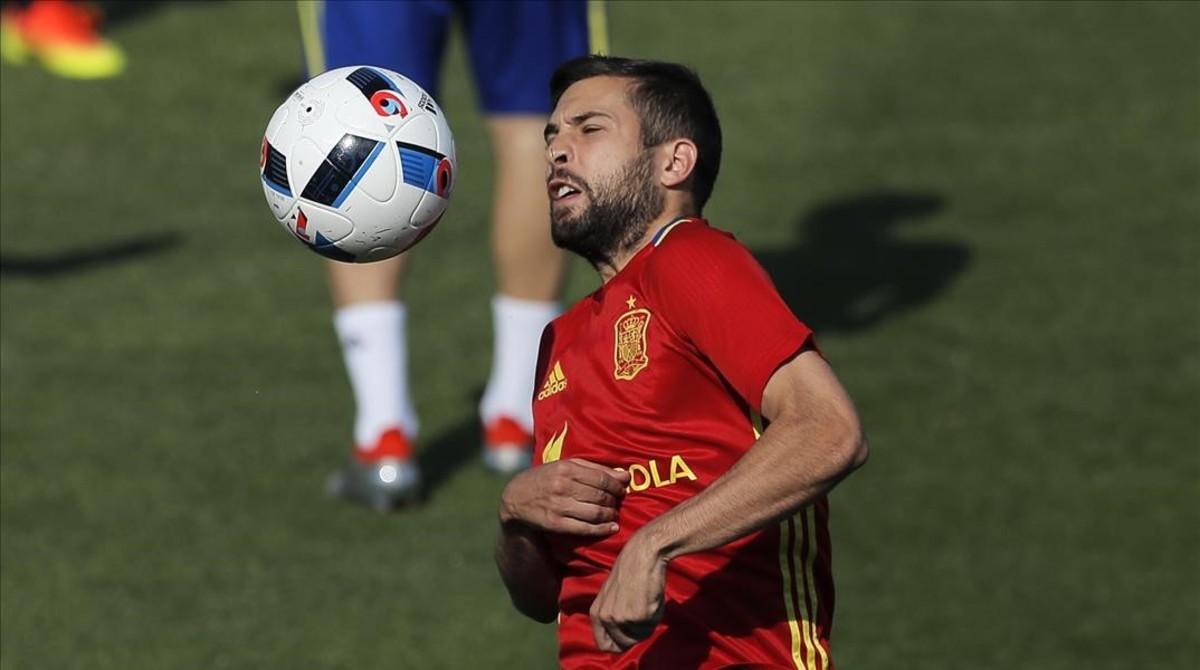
[544,111,614,142]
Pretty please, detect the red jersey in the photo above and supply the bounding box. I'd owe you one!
[532,219,835,669]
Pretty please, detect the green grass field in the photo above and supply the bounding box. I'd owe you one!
[2,1,1197,668]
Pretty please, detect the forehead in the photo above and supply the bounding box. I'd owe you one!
[553,76,636,119]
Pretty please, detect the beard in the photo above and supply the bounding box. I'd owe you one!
[549,150,665,269]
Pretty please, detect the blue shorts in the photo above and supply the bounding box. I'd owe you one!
[300,0,599,114]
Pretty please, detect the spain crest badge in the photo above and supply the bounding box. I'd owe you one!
[614,296,651,380]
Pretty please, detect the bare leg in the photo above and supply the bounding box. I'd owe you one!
[487,116,567,299]
[327,254,409,308]
[480,116,567,473]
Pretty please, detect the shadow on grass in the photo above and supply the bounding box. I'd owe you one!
[756,190,970,334]
[0,232,183,278]
[416,416,483,499]
[99,0,179,27]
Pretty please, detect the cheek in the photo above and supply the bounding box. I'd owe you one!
[579,148,632,185]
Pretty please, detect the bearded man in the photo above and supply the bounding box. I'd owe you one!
[495,55,869,670]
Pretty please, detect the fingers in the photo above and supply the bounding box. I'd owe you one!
[568,459,631,497]
[546,467,623,506]
[590,608,656,652]
[562,501,618,525]
[576,485,618,508]
[596,621,643,652]
[542,501,618,536]
[590,613,611,652]
[592,618,619,653]
[504,459,630,536]
[548,516,620,537]
[590,571,659,653]
[572,459,632,482]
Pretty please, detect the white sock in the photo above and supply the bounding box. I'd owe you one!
[333,301,419,449]
[479,295,561,432]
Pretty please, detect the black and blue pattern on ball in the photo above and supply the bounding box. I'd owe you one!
[262,142,292,197]
[301,134,385,208]
[346,66,410,118]
[346,66,399,97]
[346,66,400,99]
[308,231,357,262]
[396,141,449,195]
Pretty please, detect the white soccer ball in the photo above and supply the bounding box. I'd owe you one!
[259,65,456,262]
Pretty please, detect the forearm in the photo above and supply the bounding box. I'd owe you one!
[493,459,630,623]
[640,415,867,561]
[494,522,561,623]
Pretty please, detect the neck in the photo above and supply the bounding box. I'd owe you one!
[597,207,696,284]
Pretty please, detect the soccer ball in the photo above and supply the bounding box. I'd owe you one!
[259,65,456,262]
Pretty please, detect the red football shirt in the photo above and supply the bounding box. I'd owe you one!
[532,219,836,669]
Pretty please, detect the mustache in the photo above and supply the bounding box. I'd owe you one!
[548,169,590,194]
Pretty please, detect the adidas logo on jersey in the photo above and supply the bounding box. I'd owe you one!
[537,361,568,400]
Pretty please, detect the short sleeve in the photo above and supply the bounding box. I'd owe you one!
[643,224,812,411]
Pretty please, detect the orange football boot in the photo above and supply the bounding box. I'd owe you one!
[1,1,125,79]
[483,416,534,474]
[326,428,421,511]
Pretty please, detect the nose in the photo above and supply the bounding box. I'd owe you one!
[546,137,570,165]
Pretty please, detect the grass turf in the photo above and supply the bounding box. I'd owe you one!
[2,1,1197,667]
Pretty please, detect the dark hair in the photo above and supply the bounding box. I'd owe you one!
[550,55,722,211]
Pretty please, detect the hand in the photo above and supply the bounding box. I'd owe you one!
[590,531,667,652]
[500,459,630,536]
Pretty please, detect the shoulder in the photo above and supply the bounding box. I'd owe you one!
[549,303,582,332]
[544,295,593,340]
[644,219,747,275]
[641,218,783,313]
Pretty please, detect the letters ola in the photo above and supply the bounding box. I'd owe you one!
[617,455,697,492]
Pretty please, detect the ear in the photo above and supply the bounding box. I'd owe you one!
[659,139,698,189]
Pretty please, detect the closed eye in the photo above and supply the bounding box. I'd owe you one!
[582,125,603,134]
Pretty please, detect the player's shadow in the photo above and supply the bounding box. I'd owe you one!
[98,0,169,27]
[0,232,182,278]
[756,191,969,334]
[414,387,491,500]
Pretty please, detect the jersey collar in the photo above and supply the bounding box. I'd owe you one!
[650,216,699,247]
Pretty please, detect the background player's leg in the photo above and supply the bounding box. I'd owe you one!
[488,117,568,301]
[464,0,591,473]
[327,256,419,453]
[477,117,565,472]
[303,0,450,507]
